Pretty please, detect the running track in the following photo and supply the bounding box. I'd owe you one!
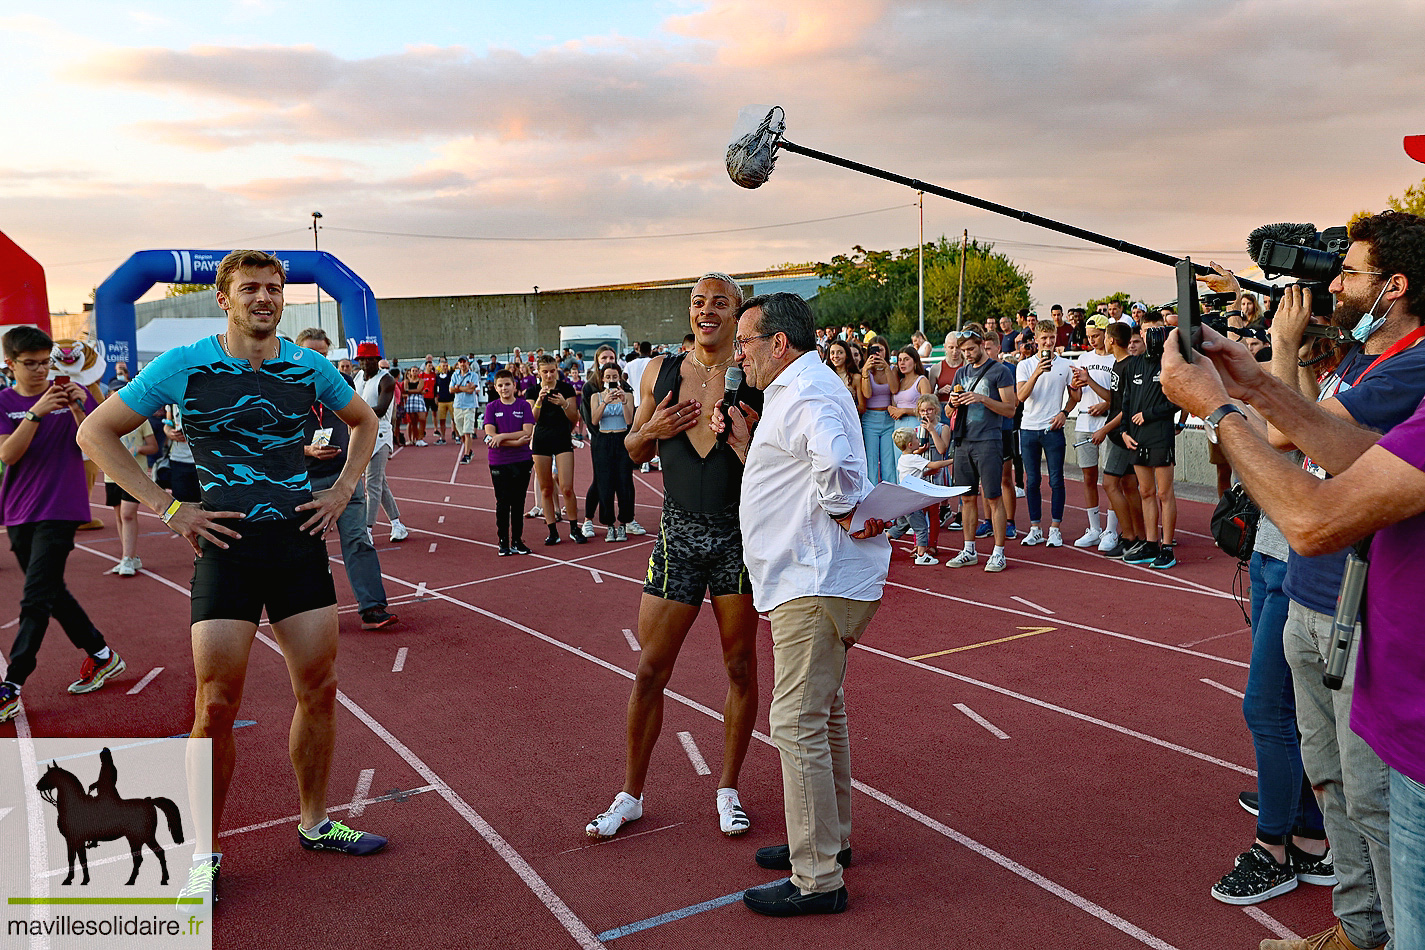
[0,440,1333,949]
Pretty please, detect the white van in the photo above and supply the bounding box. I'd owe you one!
[559,324,628,363]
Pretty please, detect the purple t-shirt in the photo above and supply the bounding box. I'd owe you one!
[1353,395,1425,782]
[0,386,98,524]
[483,398,533,466]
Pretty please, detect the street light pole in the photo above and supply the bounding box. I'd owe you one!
[311,211,323,328]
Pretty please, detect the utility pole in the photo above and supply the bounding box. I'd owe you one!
[956,228,967,330]
[917,191,924,337]
[311,211,323,327]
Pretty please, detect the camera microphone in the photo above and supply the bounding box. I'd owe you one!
[717,366,744,444]
[1246,222,1320,264]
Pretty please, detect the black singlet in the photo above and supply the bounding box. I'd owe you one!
[651,353,763,513]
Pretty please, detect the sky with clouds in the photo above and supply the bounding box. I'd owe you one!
[4,0,1423,316]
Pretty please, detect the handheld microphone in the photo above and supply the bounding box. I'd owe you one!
[718,366,744,444]
[1323,540,1371,689]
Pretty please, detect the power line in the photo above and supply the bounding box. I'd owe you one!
[325,205,915,243]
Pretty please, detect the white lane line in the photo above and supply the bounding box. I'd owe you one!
[392,648,409,673]
[590,570,603,584]
[438,515,446,524]
[632,472,664,499]
[1179,628,1249,648]
[14,704,53,949]
[214,785,440,841]
[348,769,376,818]
[1,618,17,629]
[444,495,451,502]
[884,580,1248,669]
[1010,595,1054,615]
[127,667,164,695]
[621,628,640,651]
[858,643,1254,776]
[1018,549,1234,601]
[558,821,685,854]
[449,454,462,484]
[414,582,427,598]
[428,542,438,553]
[954,703,1010,739]
[852,780,1181,950]
[677,732,712,776]
[1243,907,1298,940]
[1201,678,1245,699]
[389,582,1183,950]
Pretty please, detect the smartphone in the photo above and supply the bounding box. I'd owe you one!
[1175,258,1200,363]
[54,374,70,388]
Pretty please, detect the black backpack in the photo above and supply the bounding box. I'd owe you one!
[1211,483,1260,563]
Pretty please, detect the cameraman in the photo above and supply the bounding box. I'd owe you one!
[1161,209,1425,950]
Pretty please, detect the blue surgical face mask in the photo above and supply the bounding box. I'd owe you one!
[1350,282,1395,344]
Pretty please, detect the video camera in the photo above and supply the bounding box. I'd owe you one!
[1249,223,1350,319]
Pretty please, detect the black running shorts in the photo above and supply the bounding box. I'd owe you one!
[1133,439,1175,468]
[643,499,749,606]
[531,430,575,457]
[190,519,337,625]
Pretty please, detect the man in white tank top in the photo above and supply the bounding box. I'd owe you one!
[354,343,409,543]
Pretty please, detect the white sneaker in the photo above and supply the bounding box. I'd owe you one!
[1097,530,1120,553]
[1047,528,1063,548]
[625,519,647,536]
[586,792,643,839]
[1074,527,1103,548]
[615,525,628,542]
[389,520,410,542]
[1021,526,1045,546]
[946,549,978,568]
[415,439,428,447]
[366,526,375,547]
[1014,487,1026,498]
[913,552,938,566]
[605,524,618,542]
[716,788,750,836]
[984,552,1008,572]
[526,505,543,519]
[582,519,596,538]
[116,556,140,577]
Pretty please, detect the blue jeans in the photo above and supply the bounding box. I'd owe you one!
[1019,428,1065,524]
[861,411,898,485]
[906,508,929,548]
[1391,768,1425,950]
[1245,552,1323,842]
[311,473,388,612]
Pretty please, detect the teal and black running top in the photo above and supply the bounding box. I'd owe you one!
[121,335,357,521]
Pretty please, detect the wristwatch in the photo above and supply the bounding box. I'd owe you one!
[1204,404,1245,444]
[22,410,40,423]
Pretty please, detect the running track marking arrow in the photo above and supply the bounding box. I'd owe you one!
[910,626,1057,661]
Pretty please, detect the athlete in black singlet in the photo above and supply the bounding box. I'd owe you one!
[584,273,761,841]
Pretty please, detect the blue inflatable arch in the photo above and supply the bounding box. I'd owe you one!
[93,249,382,380]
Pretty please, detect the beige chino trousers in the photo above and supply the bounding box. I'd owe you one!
[768,595,880,893]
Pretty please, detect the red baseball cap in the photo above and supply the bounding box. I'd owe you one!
[355,342,381,359]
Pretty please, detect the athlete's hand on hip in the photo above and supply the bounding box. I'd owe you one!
[166,504,245,555]
[643,391,703,441]
[296,488,346,536]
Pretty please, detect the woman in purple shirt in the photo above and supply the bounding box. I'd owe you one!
[482,370,535,556]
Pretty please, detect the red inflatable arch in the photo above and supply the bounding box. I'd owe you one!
[0,230,52,335]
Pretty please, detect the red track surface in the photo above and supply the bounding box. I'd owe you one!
[2,441,1333,949]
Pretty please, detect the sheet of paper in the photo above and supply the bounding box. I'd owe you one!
[850,476,968,532]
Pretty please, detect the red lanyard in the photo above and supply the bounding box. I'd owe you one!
[1357,324,1425,382]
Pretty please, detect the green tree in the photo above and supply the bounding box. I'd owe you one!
[810,238,1030,345]
[1387,178,1425,216]
[164,283,214,298]
[1085,291,1132,314]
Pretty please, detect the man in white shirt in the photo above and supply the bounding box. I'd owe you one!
[1015,320,1078,547]
[1070,315,1118,548]
[717,292,890,918]
[624,341,654,409]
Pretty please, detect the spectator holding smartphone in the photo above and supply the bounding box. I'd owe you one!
[586,363,636,541]
[859,335,898,483]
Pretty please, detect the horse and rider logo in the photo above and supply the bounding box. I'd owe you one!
[35,747,185,886]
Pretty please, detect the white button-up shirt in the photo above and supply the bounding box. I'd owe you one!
[741,351,891,612]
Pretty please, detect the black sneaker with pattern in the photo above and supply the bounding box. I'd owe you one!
[1288,842,1337,886]
[1210,843,1297,905]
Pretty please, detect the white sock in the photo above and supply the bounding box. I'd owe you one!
[92,647,111,661]
[1106,510,1119,535]
[717,787,739,801]
[1087,508,1101,532]
[963,542,976,555]
[992,545,1005,557]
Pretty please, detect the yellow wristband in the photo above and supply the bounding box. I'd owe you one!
[160,499,182,524]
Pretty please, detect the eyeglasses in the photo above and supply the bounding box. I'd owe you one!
[12,358,54,371]
[732,333,773,355]
[1339,267,1384,279]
